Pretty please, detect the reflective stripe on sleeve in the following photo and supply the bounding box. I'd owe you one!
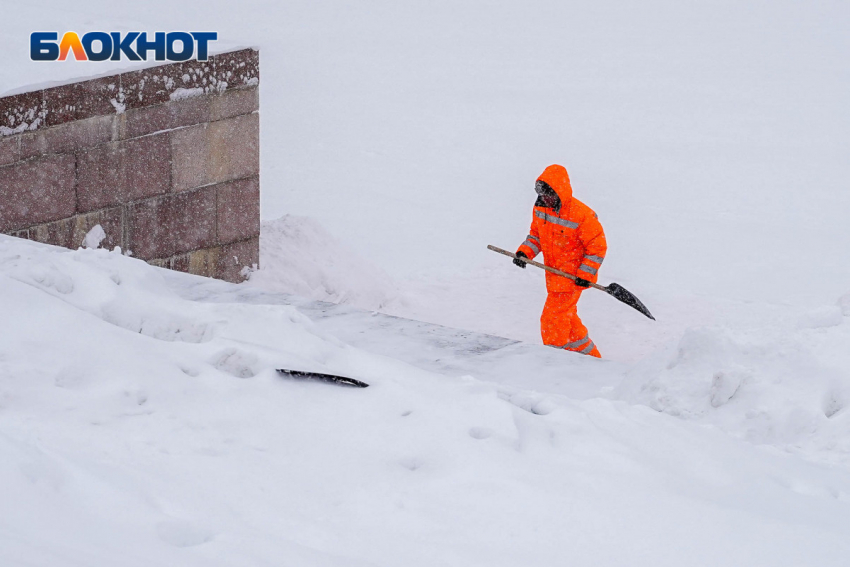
[583,254,604,264]
[579,264,598,275]
[534,210,579,229]
[522,240,540,255]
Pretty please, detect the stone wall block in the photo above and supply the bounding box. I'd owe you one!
[118,95,211,140]
[216,175,260,245]
[170,123,209,191]
[213,49,259,90]
[0,90,45,134]
[215,237,259,282]
[75,77,121,119]
[171,252,190,273]
[43,77,119,128]
[126,187,216,260]
[171,112,259,191]
[0,154,76,232]
[188,246,219,278]
[165,237,258,282]
[42,83,78,128]
[0,136,19,166]
[20,114,115,160]
[29,217,75,248]
[210,88,258,122]
[77,132,171,212]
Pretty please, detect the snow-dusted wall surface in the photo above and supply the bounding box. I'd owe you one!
[0,48,260,282]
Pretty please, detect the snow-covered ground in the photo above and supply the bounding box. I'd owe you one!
[3,1,850,565]
[3,236,850,566]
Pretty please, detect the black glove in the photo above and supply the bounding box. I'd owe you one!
[575,277,591,288]
[513,251,528,268]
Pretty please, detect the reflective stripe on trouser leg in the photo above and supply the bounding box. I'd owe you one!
[579,341,596,355]
[540,291,601,358]
[556,335,589,350]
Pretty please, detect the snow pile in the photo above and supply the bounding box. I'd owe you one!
[248,215,404,311]
[81,224,107,249]
[615,313,850,462]
[4,235,850,566]
[0,236,346,371]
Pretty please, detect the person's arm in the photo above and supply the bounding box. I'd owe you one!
[575,212,607,285]
[516,212,542,262]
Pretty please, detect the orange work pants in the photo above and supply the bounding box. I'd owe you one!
[540,291,601,358]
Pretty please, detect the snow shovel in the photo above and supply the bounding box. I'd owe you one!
[277,368,370,388]
[487,245,655,320]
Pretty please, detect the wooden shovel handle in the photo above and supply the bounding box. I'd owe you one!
[487,245,606,291]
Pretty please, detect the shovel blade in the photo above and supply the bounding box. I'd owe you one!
[277,369,370,388]
[605,283,655,320]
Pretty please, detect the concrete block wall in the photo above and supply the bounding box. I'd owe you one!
[0,49,259,283]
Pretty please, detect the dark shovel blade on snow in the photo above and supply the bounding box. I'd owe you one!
[603,282,655,320]
[488,245,656,321]
[276,369,370,388]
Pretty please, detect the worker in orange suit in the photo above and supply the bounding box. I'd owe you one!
[514,164,607,358]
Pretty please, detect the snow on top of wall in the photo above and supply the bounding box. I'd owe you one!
[0,46,259,98]
[1,48,259,136]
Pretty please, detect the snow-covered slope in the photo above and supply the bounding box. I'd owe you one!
[217,244,850,467]
[3,236,850,566]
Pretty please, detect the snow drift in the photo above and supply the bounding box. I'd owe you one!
[615,320,850,463]
[247,215,404,311]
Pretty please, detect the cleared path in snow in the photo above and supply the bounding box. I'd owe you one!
[167,270,625,401]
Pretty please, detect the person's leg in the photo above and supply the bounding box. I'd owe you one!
[569,307,601,357]
[540,291,601,358]
[541,292,570,347]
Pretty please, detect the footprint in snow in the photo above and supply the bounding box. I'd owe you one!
[503,392,556,415]
[468,427,493,440]
[211,348,258,378]
[399,457,424,471]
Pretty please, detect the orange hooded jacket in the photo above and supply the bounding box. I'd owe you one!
[517,165,607,293]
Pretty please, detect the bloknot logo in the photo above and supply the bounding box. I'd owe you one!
[30,32,218,62]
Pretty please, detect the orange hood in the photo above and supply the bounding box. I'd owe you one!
[537,164,572,203]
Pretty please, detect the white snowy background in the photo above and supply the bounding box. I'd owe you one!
[2,1,850,565]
